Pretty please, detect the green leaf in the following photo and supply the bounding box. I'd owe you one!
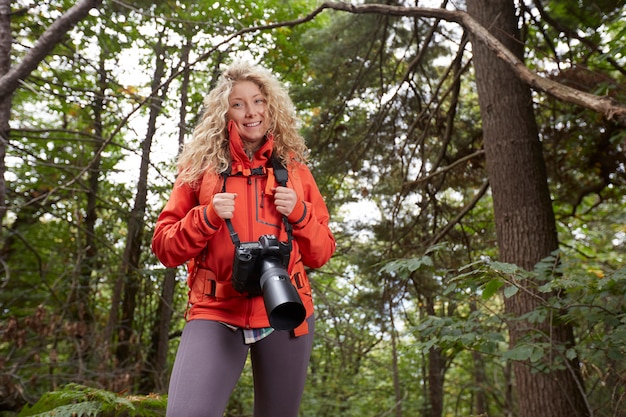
[378,256,433,274]
[503,345,533,361]
[565,348,578,360]
[406,255,434,272]
[530,346,544,363]
[489,261,520,274]
[443,281,457,295]
[503,285,519,298]
[482,279,504,300]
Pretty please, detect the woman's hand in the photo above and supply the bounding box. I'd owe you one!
[273,186,297,217]
[212,193,237,219]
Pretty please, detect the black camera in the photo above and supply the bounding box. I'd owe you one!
[231,235,305,331]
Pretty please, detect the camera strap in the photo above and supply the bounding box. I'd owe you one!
[220,170,242,248]
[221,155,293,251]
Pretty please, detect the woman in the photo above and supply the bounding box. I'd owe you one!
[152,61,336,417]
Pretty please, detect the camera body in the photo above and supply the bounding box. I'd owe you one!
[231,234,291,294]
[231,234,305,330]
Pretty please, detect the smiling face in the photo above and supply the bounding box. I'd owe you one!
[227,80,271,153]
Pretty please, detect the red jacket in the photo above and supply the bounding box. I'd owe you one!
[152,125,335,336]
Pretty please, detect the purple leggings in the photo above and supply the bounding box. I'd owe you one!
[165,316,314,417]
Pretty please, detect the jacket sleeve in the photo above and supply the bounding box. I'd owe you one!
[151,177,224,268]
[286,165,336,268]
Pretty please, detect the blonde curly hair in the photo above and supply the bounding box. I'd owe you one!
[176,61,309,185]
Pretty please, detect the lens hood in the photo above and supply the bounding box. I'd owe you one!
[259,260,306,330]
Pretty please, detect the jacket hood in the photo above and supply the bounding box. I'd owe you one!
[228,120,274,173]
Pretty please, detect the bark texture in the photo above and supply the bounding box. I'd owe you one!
[466,1,589,416]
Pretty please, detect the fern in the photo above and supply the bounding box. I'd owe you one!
[20,401,102,417]
[18,383,166,417]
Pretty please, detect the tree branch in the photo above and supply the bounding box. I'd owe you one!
[317,2,626,127]
[403,149,486,190]
[0,0,103,100]
[430,179,490,246]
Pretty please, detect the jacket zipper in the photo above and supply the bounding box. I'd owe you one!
[246,177,254,240]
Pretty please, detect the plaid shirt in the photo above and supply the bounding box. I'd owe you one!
[221,322,274,344]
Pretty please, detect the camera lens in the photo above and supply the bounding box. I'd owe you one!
[259,258,306,330]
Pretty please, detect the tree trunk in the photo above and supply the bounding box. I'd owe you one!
[0,0,101,284]
[470,303,487,416]
[0,0,10,230]
[389,302,403,417]
[141,39,193,394]
[108,38,169,367]
[66,53,106,379]
[426,297,444,417]
[466,1,588,416]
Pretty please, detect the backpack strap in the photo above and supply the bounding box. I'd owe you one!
[270,156,293,247]
[271,155,288,187]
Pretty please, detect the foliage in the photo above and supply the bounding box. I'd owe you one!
[449,253,626,414]
[17,383,165,417]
